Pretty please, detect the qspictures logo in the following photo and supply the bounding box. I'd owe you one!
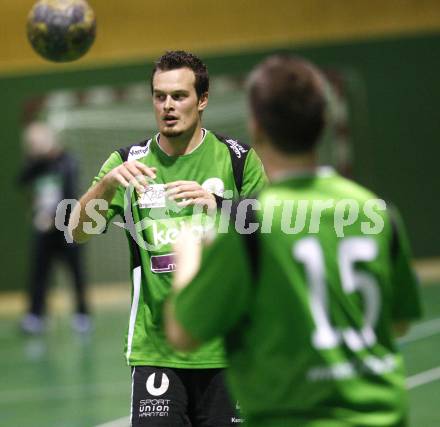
[55,183,387,248]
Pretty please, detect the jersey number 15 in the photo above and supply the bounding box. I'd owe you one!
[293,237,380,351]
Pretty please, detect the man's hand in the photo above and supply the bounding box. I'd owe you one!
[165,180,216,213]
[102,160,157,194]
[69,160,156,244]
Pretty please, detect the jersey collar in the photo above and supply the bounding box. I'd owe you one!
[271,166,336,183]
[155,128,207,157]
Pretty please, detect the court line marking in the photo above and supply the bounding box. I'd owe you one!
[0,381,128,404]
[407,366,440,390]
[93,366,440,427]
[95,416,129,427]
[397,317,440,345]
[0,364,437,426]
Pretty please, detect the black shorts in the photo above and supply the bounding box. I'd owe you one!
[130,366,243,426]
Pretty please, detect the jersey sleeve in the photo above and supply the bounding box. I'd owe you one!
[173,225,253,342]
[240,148,267,197]
[388,207,422,321]
[91,151,125,224]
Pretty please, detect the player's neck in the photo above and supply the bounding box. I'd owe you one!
[158,126,204,156]
[260,146,318,181]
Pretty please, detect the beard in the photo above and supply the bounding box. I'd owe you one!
[161,127,185,138]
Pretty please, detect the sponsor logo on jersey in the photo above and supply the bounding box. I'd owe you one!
[232,401,245,423]
[202,177,225,197]
[137,372,171,418]
[226,139,248,159]
[150,253,176,273]
[139,398,171,418]
[138,184,166,208]
[128,140,151,161]
[146,373,170,396]
[148,220,213,249]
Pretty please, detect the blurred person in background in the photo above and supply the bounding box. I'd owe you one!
[18,122,90,334]
[165,55,421,426]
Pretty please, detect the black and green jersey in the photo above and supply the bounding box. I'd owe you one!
[92,129,266,367]
[174,168,421,426]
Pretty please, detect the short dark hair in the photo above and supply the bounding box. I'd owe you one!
[247,55,327,154]
[151,50,209,99]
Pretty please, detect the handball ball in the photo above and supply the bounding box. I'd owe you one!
[27,0,96,62]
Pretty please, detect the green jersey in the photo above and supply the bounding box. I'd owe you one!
[92,129,266,367]
[174,167,421,426]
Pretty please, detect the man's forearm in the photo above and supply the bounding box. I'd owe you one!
[68,179,117,244]
[164,298,201,352]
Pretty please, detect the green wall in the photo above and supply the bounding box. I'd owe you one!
[1,32,439,291]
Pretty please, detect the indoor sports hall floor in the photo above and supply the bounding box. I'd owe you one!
[1,279,439,427]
